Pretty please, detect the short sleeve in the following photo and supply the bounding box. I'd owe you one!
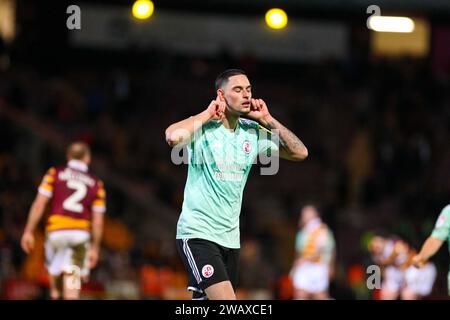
[431,205,450,241]
[187,121,209,166]
[257,125,280,156]
[92,180,106,213]
[38,167,57,198]
[295,231,303,253]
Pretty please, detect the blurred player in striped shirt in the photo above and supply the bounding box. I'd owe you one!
[369,234,436,300]
[290,204,336,300]
[21,142,106,299]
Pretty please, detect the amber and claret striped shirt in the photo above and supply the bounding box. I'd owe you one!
[371,238,417,270]
[295,218,335,264]
[38,159,106,233]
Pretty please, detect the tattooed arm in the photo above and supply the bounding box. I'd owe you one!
[248,98,308,161]
[261,115,308,161]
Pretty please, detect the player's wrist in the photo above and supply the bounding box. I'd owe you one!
[260,114,274,127]
[413,254,425,265]
[23,227,34,235]
[200,109,214,122]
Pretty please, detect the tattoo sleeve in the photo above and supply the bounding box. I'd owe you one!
[264,116,307,158]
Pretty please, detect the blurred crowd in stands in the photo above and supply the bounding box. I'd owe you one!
[1,41,450,299]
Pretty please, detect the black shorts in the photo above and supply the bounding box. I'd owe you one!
[176,238,240,299]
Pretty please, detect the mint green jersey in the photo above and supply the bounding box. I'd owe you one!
[431,204,450,294]
[176,119,278,249]
[431,204,450,251]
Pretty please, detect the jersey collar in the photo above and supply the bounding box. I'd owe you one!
[303,217,322,232]
[68,159,89,172]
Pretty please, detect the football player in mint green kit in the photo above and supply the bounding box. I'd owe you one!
[165,69,308,300]
[413,205,450,295]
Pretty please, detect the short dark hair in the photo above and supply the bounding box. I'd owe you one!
[67,141,91,160]
[215,69,246,90]
[300,201,322,214]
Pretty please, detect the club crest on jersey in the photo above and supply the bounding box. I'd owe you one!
[436,214,446,228]
[242,140,251,154]
[202,264,214,278]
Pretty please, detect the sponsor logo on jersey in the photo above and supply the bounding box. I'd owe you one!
[436,214,446,228]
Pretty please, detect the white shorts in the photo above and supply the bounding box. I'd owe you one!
[382,266,404,293]
[45,230,91,277]
[292,261,329,293]
[405,263,437,296]
[383,264,437,297]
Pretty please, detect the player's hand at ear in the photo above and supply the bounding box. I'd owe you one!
[250,98,260,112]
[248,98,271,122]
[206,95,226,120]
[216,95,227,120]
[21,232,35,254]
